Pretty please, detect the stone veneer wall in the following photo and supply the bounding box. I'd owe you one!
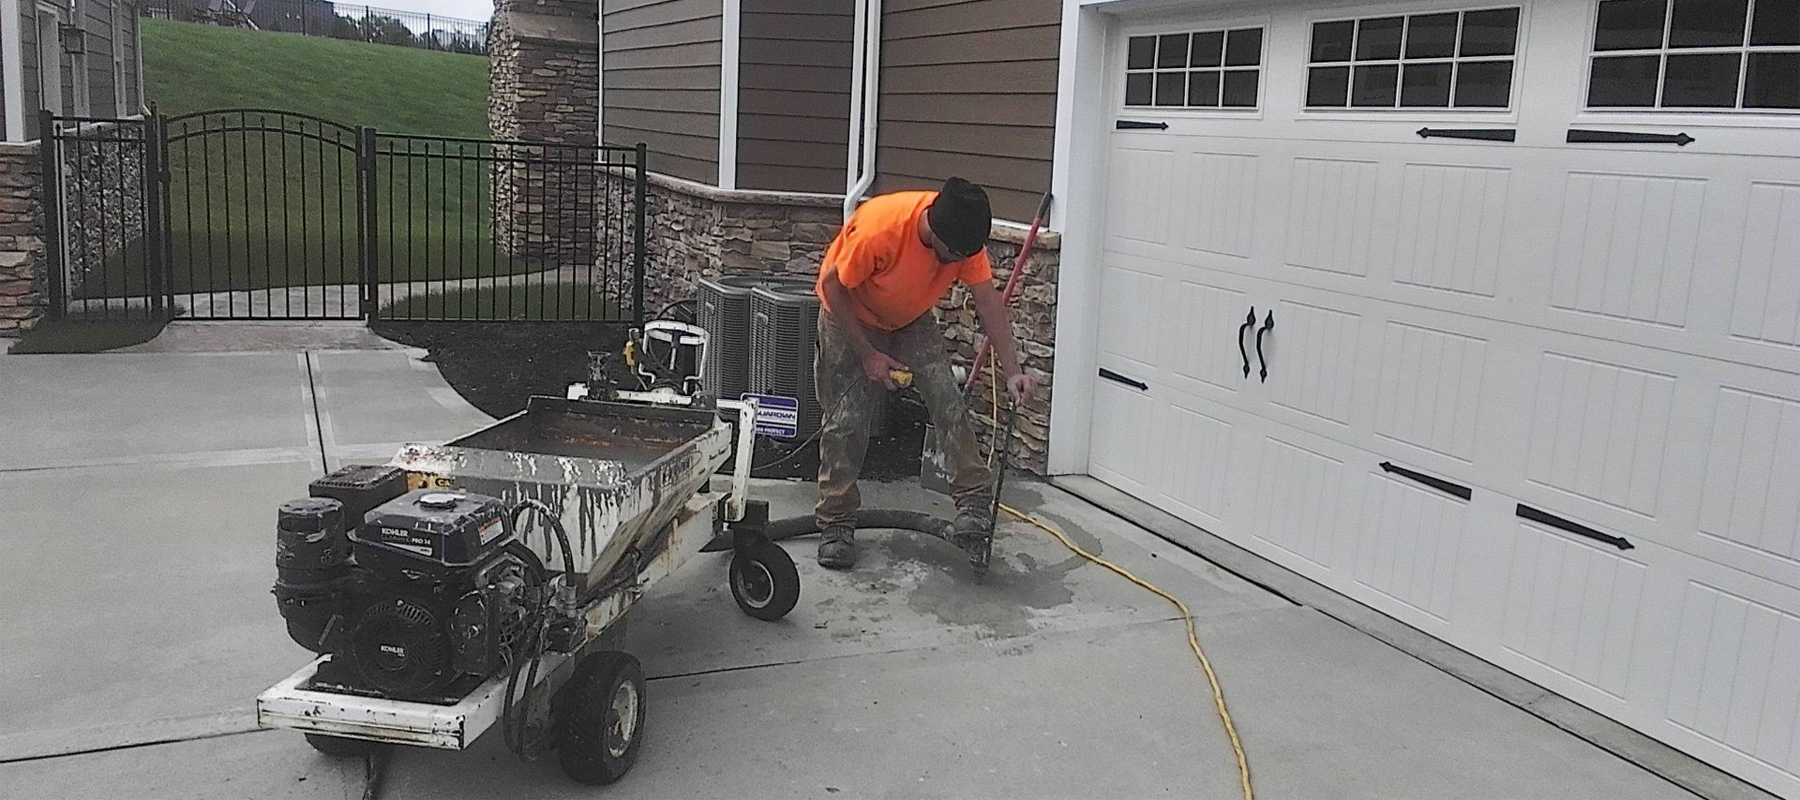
[488,0,600,267]
[59,127,147,298]
[0,143,47,334]
[609,172,1062,472]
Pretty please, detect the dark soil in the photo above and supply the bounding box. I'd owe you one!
[9,317,171,354]
[373,321,627,418]
[373,321,926,481]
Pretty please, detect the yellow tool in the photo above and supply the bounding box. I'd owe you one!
[888,368,914,388]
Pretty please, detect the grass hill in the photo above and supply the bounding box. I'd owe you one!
[142,19,489,137]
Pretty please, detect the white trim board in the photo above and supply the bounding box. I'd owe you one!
[1046,0,1113,476]
[717,0,741,191]
[1,0,25,141]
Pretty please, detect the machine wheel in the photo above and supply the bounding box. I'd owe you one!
[304,733,380,757]
[729,538,800,621]
[557,651,646,785]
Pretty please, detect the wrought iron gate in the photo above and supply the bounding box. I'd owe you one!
[41,109,648,324]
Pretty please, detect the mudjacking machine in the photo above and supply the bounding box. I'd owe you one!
[256,321,799,785]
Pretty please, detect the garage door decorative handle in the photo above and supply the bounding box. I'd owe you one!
[1516,504,1635,551]
[1116,120,1169,130]
[1239,308,1256,378]
[1566,129,1695,146]
[1256,311,1274,382]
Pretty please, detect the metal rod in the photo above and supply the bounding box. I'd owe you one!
[40,111,65,321]
[633,142,647,329]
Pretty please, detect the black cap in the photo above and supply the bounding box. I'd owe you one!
[927,177,991,258]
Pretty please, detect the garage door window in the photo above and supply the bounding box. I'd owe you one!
[1305,8,1521,109]
[1125,27,1265,108]
[1588,0,1800,109]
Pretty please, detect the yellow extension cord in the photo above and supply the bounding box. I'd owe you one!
[997,503,1256,800]
[961,289,1252,799]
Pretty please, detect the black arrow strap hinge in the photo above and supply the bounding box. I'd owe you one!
[1098,368,1149,391]
[1566,129,1694,146]
[1517,504,1635,551]
[1116,120,1169,130]
[1380,462,1472,500]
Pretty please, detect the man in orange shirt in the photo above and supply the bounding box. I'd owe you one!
[813,177,1036,569]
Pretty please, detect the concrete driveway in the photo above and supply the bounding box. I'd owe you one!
[0,340,1702,799]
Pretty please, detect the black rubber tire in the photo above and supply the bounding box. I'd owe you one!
[304,733,380,757]
[729,538,800,621]
[556,652,647,786]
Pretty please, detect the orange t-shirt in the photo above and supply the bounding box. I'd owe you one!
[815,191,993,332]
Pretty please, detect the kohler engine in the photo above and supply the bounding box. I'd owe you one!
[274,466,543,701]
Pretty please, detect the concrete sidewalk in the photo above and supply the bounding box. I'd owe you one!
[0,346,1701,799]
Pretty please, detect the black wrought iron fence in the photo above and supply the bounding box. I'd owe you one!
[42,110,648,324]
[367,135,646,323]
[40,113,164,321]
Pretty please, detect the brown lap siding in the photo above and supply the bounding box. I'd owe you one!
[602,0,724,185]
[874,0,1059,222]
[736,0,854,194]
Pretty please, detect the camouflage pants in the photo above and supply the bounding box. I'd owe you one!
[815,311,991,529]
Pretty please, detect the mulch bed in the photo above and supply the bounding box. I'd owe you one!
[373,321,926,482]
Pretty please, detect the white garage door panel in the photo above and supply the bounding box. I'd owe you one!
[1393,162,1511,299]
[1244,420,1367,579]
[1150,397,1242,529]
[1164,276,1253,402]
[1264,298,1364,428]
[1523,350,1677,521]
[1089,378,1160,498]
[1730,181,1800,359]
[1691,380,1800,591]
[1374,321,1490,466]
[1283,157,1381,279]
[1354,469,1472,631]
[1104,139,1178,252]
[1497,517,1651,704]
[1096,261,1163,374]
[1180,151,1261,260]
[1656,553,1800,792]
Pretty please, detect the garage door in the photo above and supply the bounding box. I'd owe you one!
[1084,1,1800,795]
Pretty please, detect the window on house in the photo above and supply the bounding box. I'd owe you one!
[1305,8,1521,109]
[1587,0,1800,109]
[1125,27,1265,109]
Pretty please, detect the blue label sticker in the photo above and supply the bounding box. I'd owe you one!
[739,393,800,439]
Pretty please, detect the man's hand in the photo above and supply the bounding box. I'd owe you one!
[1006,371,1038,405]
[862,351,909,390]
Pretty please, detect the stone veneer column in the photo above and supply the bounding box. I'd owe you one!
[0,143,47,335]
[488,0,600,267]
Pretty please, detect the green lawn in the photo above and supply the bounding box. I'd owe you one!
[93,20,548,303]
[380,284,626,322]
[143,20,489,137]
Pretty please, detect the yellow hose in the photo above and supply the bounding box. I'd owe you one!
[997,504,1255,800]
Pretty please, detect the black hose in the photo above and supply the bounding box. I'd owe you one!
[509,500,576,581]
[763,509,954,543]
[500,522,558,760]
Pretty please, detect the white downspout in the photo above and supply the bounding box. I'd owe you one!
[718,0,740,189]
[844,0,865,200]
[842,0,880,222]
[1,0,25,141]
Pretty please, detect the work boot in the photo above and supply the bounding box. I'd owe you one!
[817,525,857,570]
[952,502,993,552]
